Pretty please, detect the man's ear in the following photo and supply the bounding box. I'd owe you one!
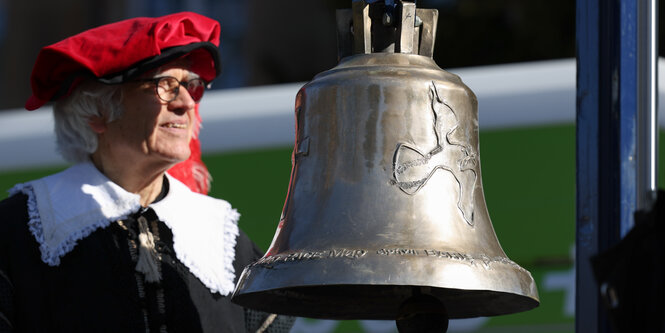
[88,116,107,134]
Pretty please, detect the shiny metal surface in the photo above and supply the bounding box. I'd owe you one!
[233,0,538,320]
[636,0,658,212]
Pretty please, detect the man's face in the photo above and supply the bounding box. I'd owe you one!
[97,65,200,166]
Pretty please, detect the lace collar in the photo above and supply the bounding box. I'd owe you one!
[10,162,240,295]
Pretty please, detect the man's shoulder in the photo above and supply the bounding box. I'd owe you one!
[0,192,40,266]
[0,193,29,230]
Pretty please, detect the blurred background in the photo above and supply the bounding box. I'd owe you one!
[0,0,577,110]
[0,1,661,332]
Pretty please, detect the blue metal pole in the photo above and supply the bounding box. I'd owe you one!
[576,0,610,330]
[576,0,657,331]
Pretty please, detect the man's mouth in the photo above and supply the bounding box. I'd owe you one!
[162,123,187,129]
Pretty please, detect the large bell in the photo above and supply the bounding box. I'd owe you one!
[232,0,539,321]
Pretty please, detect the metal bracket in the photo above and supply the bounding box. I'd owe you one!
[337,0,439,59]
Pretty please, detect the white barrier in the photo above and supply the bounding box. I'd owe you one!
[1,58,652,171]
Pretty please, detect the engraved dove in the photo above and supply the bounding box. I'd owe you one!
[392,82,478,225]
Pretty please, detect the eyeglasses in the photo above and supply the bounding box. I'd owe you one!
[138,76,207,103]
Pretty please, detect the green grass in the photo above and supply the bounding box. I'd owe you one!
[203,147,294,250]
[480,124,576,264]
[0,165,67,197]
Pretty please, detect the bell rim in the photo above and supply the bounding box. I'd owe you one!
[232,283,539,320]
[232,250,539,319]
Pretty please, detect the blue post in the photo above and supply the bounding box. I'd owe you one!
[576,0,657,332]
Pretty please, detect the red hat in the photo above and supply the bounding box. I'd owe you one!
[26,11,221,111]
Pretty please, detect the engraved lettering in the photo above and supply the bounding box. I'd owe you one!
[349,249,367,258]
[377,248,419,256]
[251,248,527,274]
[480,255,492,269]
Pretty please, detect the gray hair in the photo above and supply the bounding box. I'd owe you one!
[53,80,124,163]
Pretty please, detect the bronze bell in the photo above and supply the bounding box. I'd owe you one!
[232,0,539,322]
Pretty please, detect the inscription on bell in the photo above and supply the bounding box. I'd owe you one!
[328,249,367,258]
[377,248,419,256]
[254,248,526,272]
[254,248,368,267]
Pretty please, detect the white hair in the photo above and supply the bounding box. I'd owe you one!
[53,80,124,162]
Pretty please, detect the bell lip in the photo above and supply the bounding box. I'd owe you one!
[232,283,539,320]
[232,252,539,319]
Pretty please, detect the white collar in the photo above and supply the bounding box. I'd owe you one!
[10,162,240,295]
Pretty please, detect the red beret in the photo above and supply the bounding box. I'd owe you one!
[26,11,221,111]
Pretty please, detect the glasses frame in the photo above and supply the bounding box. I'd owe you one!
[136,76,208,103]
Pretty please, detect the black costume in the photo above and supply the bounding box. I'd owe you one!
[0,163,292,332]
